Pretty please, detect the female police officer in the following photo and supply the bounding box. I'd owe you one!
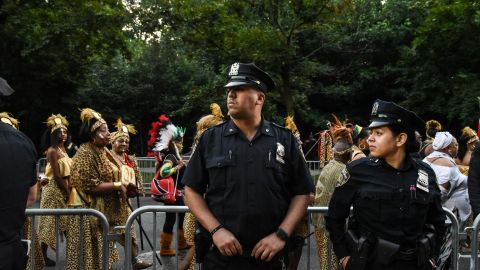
[325,100,446,270]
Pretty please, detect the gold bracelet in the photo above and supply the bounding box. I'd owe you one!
[113,182,122,190]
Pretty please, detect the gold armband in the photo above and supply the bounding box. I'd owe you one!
[113,182,122,190]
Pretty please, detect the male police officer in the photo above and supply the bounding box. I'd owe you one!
[182,63,314,269]
[325,100,446,270]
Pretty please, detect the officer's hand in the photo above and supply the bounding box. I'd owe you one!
[212,228,243,257]
[340,256,350,269]
[252,233,286,262]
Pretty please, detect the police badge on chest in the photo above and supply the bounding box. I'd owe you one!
[276,142,285,164]
[416,170,429,193]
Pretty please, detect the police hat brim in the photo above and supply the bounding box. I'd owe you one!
[368,120,394,129]
[224,81,264,91]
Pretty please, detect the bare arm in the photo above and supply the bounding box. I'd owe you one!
[46,148,69,194]
[26,183,38,208]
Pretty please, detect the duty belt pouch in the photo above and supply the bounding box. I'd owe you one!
[345,230,370,270]
[417,233,435,266]
[194,222,212,263]
[371,238,400,265]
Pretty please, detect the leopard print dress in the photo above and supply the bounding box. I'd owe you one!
[66,142,129,269]
[24,216,45,270]
[38,155,71,250]
[313,160,343,270]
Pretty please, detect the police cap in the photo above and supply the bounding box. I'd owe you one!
[368,99,424,131]
[224,62,275,92]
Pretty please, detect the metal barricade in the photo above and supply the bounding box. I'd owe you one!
[124,205,189,270]
[25,208,110,270]
[470,213,480,270]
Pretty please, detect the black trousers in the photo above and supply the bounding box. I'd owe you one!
[0,240,27,270]
[202,248,287,270]
[163,196,185,233]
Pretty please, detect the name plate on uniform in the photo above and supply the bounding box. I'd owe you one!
[416,169,429,193]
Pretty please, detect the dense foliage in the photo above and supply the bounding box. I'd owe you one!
[1,0,479,155]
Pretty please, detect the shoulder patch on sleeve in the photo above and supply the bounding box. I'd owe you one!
[336,168,350,187]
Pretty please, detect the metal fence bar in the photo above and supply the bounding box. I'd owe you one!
[153,212,157,270]
[25,208,110,270]
[30,215,36,270]
[124,205,189,270]
[55,216,60,270]
[443,208,459,270]
[470,212,480,270]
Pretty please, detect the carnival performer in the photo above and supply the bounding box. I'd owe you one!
[148,114,190,256]
[66,108,148,270]
[179,103,224,270]
[419,120,442,158]
[313,119,353,270]
[36,114,71,266]
[456,126,479,173]
[424,132,471,228]
[109,118,151,269]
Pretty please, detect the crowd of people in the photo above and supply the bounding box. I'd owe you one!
[1,61,479,270]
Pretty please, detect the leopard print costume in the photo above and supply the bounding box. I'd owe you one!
[38,155,71,250]
[313,160,344,270]
[66,142,129,269]
[24,216,45,270]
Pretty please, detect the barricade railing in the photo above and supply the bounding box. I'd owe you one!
[25,208,110,270]
[124,205,189,270]
[123,206,460,270]
[469,212,480,270]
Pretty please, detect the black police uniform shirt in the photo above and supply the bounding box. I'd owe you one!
[325,155,446,259]
[0,122,37,245]
[182,119,314,249]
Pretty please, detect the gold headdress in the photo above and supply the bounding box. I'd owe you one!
[462,126,479,144]
[285,115,301,143]
[0,112,19,130]
[111,118,137,143]
[79,108,106,132]
[425,120,442,140]
[195,103,224,135]
[45,114,69,133]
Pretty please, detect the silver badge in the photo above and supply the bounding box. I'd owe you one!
[371,102,379,116]
[416,169,429,192]
[276,142,285,164]
[229,63,240,76]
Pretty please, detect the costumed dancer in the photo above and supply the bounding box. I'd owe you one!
[313,118,354,270]
[37,114,72,267]
[148,114,190,256]
[179,103,225,270]
[66,108,128,269]
[419,120,442,159]
[456,126,479,174]
[109,118,152,269]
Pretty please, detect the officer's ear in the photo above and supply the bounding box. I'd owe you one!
[255,91,265,106]
[395,132,408,147]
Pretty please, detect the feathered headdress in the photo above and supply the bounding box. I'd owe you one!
[0,112,19,130]
[79,108,106,132]
[426,120,442,131]
[111,118,137,143]
[285,115,301,143]
[462,126,479,144]
[147,115,185,158]
[195,103,224,132]
[330,114,353,144]
[352,125,364,141]
[45,114,69,133]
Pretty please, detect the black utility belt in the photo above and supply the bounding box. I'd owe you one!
[346,230,437,269]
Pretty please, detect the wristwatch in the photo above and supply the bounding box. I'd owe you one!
[275,228,289,242]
